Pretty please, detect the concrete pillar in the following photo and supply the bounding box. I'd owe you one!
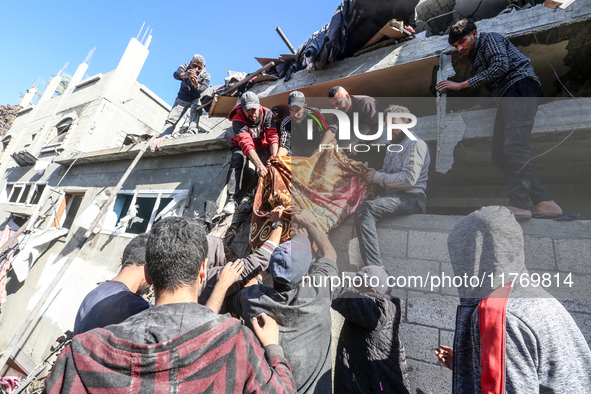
[37,75,62,105]
[19,86,37,108]
[64,62,89,95]
[103,37,150,104]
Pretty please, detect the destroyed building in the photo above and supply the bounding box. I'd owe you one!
[0,1,590,392]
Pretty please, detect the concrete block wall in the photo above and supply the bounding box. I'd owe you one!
[329,213,591,393]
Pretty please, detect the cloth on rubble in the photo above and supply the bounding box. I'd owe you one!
[73,280,151,336]
[45,303,297,394]
[448,206,591,393]
[0,376,20,392]
[250,156,292,251]
[250,149,368,249]
[0,219,20,306]
[292,149,369,234]
[10,227,68,282]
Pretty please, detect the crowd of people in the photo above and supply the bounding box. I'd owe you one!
[43,18,591,394]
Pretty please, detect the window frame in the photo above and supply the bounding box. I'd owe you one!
[2,182,48,206]
[103,189,188,237]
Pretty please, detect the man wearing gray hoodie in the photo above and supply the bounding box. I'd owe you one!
[438,206,591,393]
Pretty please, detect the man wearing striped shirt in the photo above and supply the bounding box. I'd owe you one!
[436,19,562,220]
[45,217,296,394]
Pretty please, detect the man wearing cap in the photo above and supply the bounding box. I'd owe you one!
[231,210,338,394]
[279,91,328,157]
[332,265,411,393]
[222,91,279,214]
[150,54,210,152]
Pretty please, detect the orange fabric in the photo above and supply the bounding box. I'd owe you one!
[478,282,513,394]
[250,156,292,250]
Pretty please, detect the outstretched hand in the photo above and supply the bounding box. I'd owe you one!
[150,136,166,152]
[435,345,453,370]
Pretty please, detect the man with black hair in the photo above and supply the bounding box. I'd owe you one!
[72,233,151,335]
[150,54,210,151]
[436,19,562,219]
[231,210,338,394]
[46,217,297,393]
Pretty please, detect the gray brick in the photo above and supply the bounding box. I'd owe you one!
[440,263,460,297]
[408,231,450,262]
[406,292,458,330]
[407,359,452,394]
[554,238,591,274]
[560,298,591,315]
[377,228,408,258]
[401,323,439,363]
[523,236,556,270]
[347,237,364,271]
[383,259,440,294]
[439,329,455,347]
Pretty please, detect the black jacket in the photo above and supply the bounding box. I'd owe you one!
[173,63,210,102]
[331,291,411,394]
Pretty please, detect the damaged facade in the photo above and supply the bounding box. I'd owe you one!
[0,1,590,392]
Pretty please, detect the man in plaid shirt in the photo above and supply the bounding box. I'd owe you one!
[436,19,562,220]
[45,217,296,394]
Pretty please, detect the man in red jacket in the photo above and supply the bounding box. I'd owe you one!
[223,91,279,214]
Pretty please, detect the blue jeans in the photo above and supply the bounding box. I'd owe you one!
[492,78,553,209]
[160,97,202,137]
[355,193,425,266]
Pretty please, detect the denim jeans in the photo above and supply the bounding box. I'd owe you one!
[226,146,271,202]
[492,78,553,209]
[355,193,425,266]
[160,97,202,137]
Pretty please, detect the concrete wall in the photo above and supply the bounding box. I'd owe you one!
[0,144,232,366]
[329,214,591,393]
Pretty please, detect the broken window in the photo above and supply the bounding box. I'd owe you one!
[51,193,84,229]
[30,184,46,205]
[121,133,152,146]
[3,183,47,205]
[41,118,73,153]
[1,134,11,151]
[8,186,22,203]
[111,190,187,235]
[18,184,32,204]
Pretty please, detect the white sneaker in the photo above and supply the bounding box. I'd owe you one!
[222,201,237,214]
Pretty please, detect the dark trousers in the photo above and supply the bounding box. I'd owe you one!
[355,193,425,266]
[226,146,271,202]
[492,78,552,209]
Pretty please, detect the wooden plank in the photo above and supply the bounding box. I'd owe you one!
[254,57,282,67]
[362,19,411,49]
[209,96,239,118]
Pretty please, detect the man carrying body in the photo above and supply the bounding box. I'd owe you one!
[355,105,430,266]
[279,91,328,157]
[150,54,210,151]
[322,86,385,167]
[231,210,338,394]
[73,233,151,335]
[46,217,296,393]
[222,91,279,214]
[436,206,591,392]
[436,19,562,219]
